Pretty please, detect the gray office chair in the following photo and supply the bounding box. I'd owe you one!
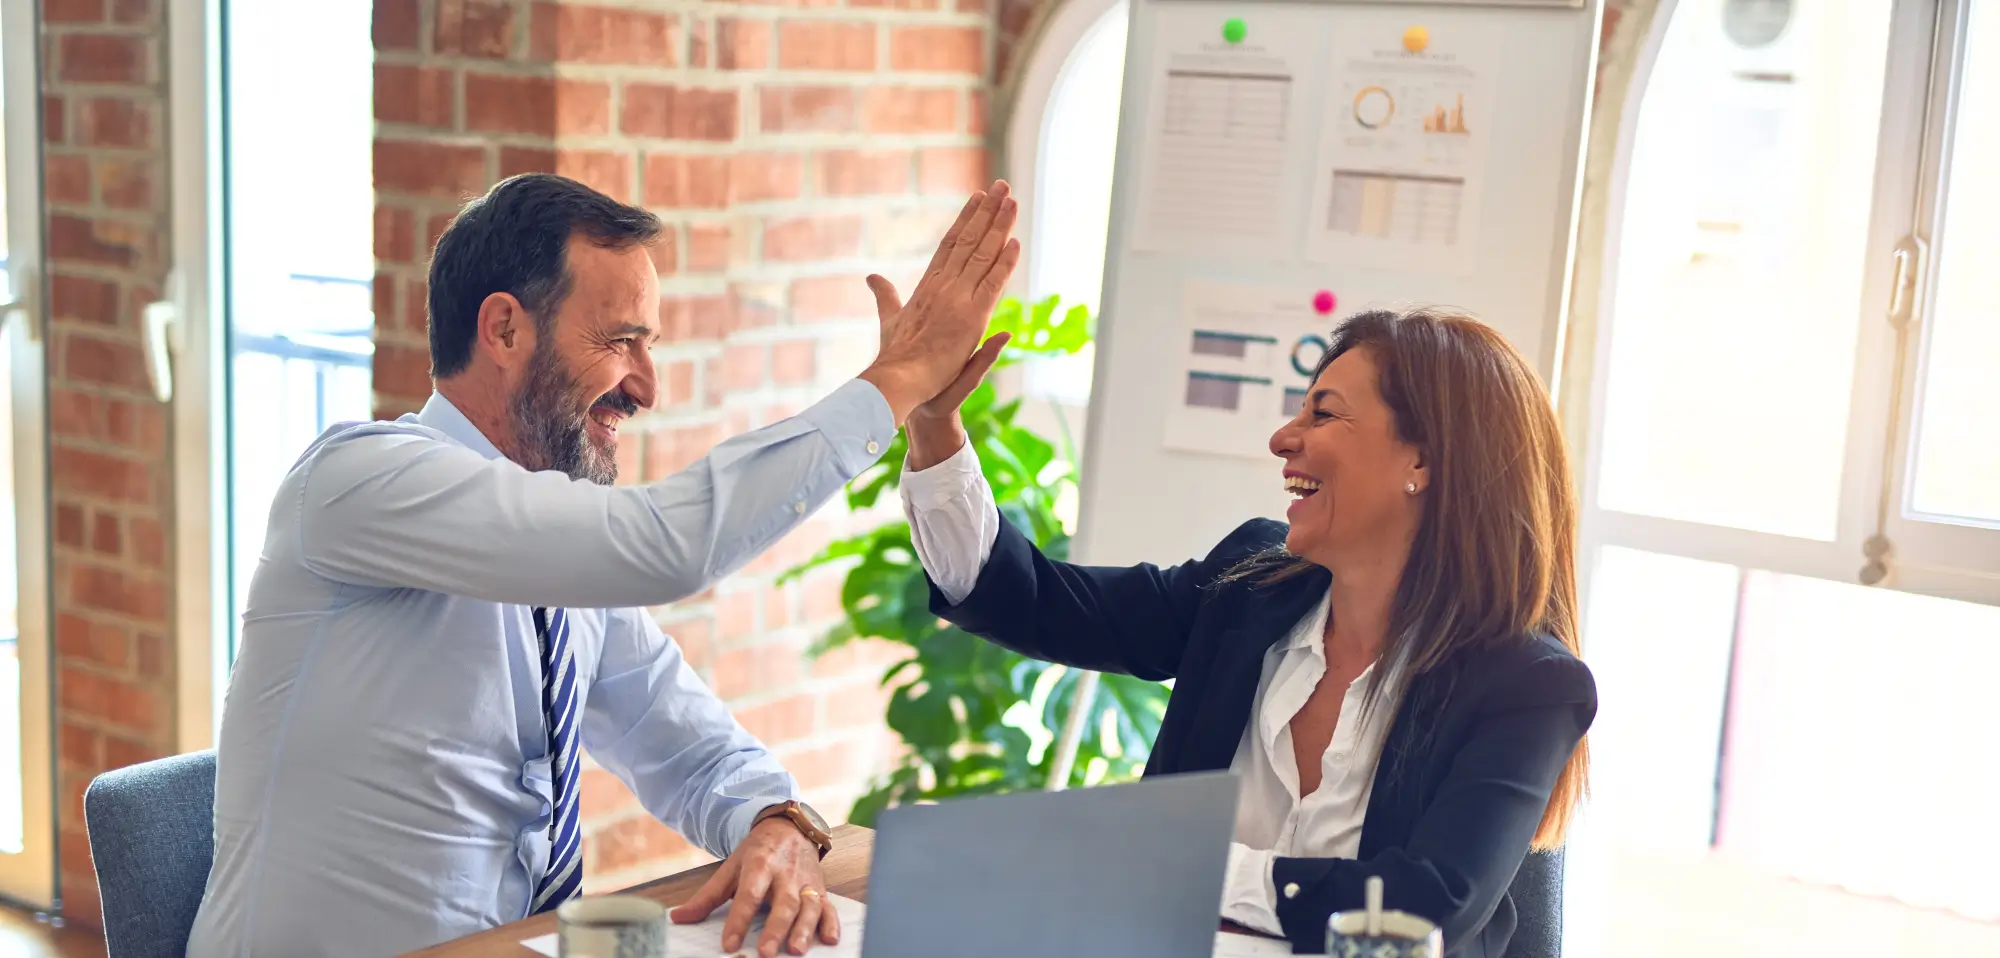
[83,749,217,958]
[1504,849,1564,958]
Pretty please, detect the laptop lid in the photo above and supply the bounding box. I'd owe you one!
[860,770,1241,958]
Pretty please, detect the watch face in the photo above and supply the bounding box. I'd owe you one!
[797,801,830,832]
[1723,0,1792,49]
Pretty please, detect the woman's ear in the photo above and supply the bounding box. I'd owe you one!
[1405,450,1429,497]
[476,292,534,372]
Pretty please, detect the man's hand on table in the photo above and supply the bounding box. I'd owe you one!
[669,817,838,957]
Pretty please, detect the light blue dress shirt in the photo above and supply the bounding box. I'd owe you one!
[186,380,895,958]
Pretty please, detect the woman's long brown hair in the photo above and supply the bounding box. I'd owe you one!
[1226,307,1588,849]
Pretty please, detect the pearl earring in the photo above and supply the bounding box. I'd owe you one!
[1405,482,1418,495]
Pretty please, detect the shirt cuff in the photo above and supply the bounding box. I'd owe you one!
[722,795,800,854]
[1220,843,1283,936]
[900,437,984,512]
[799,379,898,477]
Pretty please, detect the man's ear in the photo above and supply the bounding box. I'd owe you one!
[475,292,535,372]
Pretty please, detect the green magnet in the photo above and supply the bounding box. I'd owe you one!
[1222,17,1247,44]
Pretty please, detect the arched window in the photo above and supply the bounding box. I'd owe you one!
[1007,0,1128,406]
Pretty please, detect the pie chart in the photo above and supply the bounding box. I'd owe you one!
[1353,86,1394,129]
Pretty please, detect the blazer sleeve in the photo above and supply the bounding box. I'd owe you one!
[1270,651,1597,953]
[927,514,1286,681]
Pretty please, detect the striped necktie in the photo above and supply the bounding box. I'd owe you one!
[530,607,583,914]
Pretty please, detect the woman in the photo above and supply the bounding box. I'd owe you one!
[899,307,1596,956]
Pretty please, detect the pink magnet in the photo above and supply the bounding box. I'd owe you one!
[1312,290,1337,315]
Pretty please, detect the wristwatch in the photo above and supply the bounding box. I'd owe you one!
[753,800,833,859]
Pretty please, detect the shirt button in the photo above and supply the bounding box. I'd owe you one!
[794,501,806,515]
[1283,882,1300,900]
[865,439,881,456]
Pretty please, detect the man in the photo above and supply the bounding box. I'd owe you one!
[188,173,1020,958]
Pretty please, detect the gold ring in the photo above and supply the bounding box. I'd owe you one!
[800,887,820,899]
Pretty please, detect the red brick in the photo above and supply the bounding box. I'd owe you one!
[777,21,876,71]
[815,150,910,197]
[54,503,86,547]
[723,343,767,393]
[45,95,67,144]
[889,26,984,73]
[374,0,421,50]
[77,97,152,149]
[702,356,728,407]
[51,274,120,327]
[660,359,697,407]
[861,87,957,134]
[424,216,454,258]
[801,570,843,622]
[103,736,159,771]
[763,214,861,262]
[919,147,986,195]
[434,0,516,58]
[643,229,679,276]
[711,641,806,699]
[642,154,731,209]
[374,64,455,128]
[129,517,166,569]
[642,422,724,479]
[734,694,817,745]
[969,89,988,136]
[374,140,489,199]
[686,222,733,273]
[555,150,633,203]
[588,813,697,874]
[664,614,714,670]
[658,296,733,342]
[137,632,167,679]
[771,338,817,385]
[716,18,770,70]
[64,560,163,625]
[46,155,92,206]
[789,275,875,323]
[852,0,941,9]
[52,448,152,506]
[45,0,107,23]
[56,612,129,671]
[98,157,153,210]
[785,739,867,791]
[59,722,99,769]
[729,152,803,203]
[689,16,712,68]
[104,399,165,456]
[112,0,152,27]
[373,342,434,399]
[48,214,149,269]
[404,277,432,335]
[498,145,556,179]
[60,334,151,393]
[60,666,162,734]
[763,582,791,629]
[530,3,677,65]
[59,34,147,84]
[826,679,894,731]
[579,767,638,818]
[758,86,856,134]
[375,205,417,264]
[466,74,611,137]
[89,511,122,556]
[622,85,739,142]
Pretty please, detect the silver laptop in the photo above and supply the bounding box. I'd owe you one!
[860,770,1241,958]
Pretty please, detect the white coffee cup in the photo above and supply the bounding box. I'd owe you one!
[556,895,666,958]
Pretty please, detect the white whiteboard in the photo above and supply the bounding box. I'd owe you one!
[1074,0,1601,567]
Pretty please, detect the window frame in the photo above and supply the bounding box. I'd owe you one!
[1578,0,2000,610]
[1,0,58,910]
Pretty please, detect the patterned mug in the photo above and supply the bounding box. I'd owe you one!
[1325,908,1443,958]
[557,895,666,958]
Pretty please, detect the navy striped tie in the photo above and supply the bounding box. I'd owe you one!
[531,607,583,914]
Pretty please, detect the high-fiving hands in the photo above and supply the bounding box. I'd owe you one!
[857,181,1020,428]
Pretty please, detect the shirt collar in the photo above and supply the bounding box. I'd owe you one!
[412,392,508,462]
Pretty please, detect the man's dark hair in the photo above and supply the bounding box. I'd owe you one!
[427,173,662,378]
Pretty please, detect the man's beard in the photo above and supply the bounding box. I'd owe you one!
[508,340,634,486]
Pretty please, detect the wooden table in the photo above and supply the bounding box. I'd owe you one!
[404,824,877,957]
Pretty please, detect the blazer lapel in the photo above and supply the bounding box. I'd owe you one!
[1181,570,1332,772]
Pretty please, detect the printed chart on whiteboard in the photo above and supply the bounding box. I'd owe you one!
[1130,7,1322,255]
[1166,281,1332,460]
[1305,18,1500,273]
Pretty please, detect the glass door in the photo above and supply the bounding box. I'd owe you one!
[0,0,59,909]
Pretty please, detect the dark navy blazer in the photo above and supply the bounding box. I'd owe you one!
[929,516,1597,956]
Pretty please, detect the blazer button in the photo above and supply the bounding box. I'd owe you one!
[1283,882,1300,900]
[866,440,881,455]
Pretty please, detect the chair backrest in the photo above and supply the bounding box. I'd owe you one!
[1503,848,1565,958]
[83,749,217,958]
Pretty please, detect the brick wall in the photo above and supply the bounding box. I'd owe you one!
[371,0,993,889]
[37,0,177,924]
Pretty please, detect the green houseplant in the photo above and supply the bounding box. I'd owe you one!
[781,296,1171,825]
